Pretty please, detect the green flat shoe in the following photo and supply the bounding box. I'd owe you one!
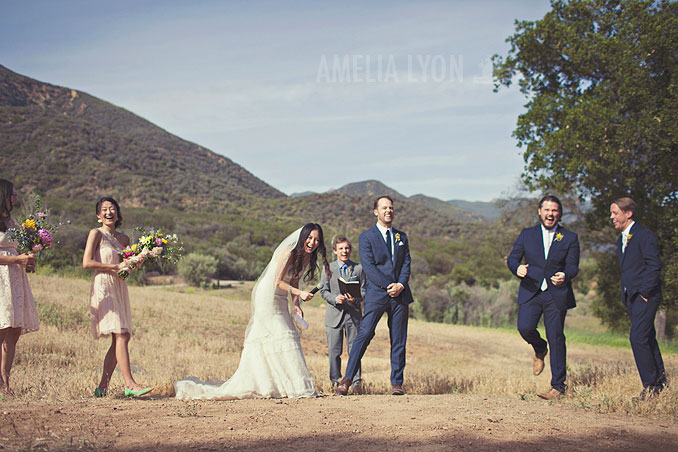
[124,387,152,397]
[94,388,106,398]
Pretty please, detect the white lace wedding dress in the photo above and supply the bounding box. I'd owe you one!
[174,228,316,400]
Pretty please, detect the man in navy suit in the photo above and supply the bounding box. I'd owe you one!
[507,195,580,400]
[610,197,666,399]
[336,196,413,396]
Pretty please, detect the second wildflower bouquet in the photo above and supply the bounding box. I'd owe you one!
[118,228,183,279]
[6,195,57,255]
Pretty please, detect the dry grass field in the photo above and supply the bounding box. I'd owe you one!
[1,274,677,451]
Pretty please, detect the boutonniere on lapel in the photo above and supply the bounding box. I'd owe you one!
[395,233,402,245]
[626,233,633,243]
[554,232,564,242]
[348,264,354,274]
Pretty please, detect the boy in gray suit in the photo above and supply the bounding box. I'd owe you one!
[320,237,366,393]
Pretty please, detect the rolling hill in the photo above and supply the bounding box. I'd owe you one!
[408,194,484,222]
[0,64,284,208]
[0,65,510,288]
[448,199,498,220]
[330,180,406,200]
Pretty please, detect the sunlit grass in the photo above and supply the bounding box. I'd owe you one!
[486,324,678,354]
[6,274,676,420]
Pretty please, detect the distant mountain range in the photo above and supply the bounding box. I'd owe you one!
[331,180,406,200]
[0,64,512,286]
[292,180,497,222]
[289,191,316,198]
[447,200,499,220]
[0,65,495,229]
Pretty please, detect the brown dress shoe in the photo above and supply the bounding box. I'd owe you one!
[537,388,563,400]
[336,377,351,396]
[391,385,404,395]
[533,348,548,376]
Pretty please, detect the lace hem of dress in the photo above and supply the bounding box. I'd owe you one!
[243,330,301,349]
[94,327,132,338]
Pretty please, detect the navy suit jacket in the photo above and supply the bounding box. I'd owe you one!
[617,223,662,303]
[507,224,580,310]
[358,225,414,305]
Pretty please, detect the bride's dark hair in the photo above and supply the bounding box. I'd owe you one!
[291,223,331,282]
[0,179,15,232]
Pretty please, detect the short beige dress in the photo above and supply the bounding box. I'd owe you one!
[89,228,132,338]
[0,220,39,334]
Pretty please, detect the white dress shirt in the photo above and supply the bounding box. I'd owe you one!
[541,224,557,291]
[622,221,635,253]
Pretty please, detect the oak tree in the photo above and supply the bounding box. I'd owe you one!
[493,0,678,335]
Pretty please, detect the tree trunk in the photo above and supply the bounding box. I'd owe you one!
[655,308,667,342]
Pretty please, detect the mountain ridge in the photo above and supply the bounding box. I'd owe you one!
[289,180,492,222]
[330,180,406,200]
[0,65,510,290]
[0,64,284,207]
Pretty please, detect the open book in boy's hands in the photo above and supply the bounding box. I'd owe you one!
[338,277,361,299]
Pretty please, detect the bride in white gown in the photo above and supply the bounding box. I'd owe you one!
[174,223,331,400]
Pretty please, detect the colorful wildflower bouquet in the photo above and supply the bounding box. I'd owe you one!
[6,195,57,255]
[118,228,183,279]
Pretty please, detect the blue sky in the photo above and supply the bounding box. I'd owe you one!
[1,0,552,201]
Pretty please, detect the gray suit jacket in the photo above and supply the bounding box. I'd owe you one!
[320,260,365,328]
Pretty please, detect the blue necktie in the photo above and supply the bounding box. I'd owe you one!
[341,264,347,279]
[386,230,393,260]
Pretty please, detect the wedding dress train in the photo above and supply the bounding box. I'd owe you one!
[174,228,316,400]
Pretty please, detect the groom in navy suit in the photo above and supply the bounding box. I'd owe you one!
[507,195,580,400]
[336,195,413,396]
[610,197,666,399]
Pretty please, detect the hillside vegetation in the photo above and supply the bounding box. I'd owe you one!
[0,65,283,207]
[1,64,554,328]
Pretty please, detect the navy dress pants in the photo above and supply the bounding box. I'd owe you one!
[626,294,666,389]
[517,291,567,392]
[345,299,409,386]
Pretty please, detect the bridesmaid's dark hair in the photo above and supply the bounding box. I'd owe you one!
[291,223,331,283]
[96,196,123,228]
[0,179,15,232]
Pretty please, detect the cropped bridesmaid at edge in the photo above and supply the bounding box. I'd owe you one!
[0,179,39,397]
[82,197,151,398]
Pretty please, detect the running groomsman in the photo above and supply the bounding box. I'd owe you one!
[507,195,580,400]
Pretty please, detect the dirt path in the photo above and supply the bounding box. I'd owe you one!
[2,394,675,451]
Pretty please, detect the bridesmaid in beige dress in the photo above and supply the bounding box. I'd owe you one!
[83,197,151,398]
[0,179,39,397]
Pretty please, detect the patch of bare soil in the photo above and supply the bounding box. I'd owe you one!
[1,394,675,451]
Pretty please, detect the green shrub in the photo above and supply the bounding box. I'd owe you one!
[36,302,88,332]
[178,252,218,287]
